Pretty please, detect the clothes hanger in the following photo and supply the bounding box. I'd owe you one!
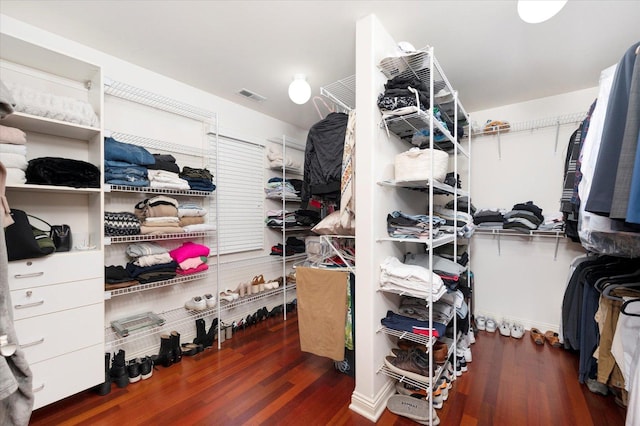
[621,298,640,317]
[602,281,640,301]
[593,264,640,293]
[312,96,334,120]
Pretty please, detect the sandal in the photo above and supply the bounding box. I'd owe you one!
[544,330,561,347]
[530,328,545,345]
[251,274,265,293]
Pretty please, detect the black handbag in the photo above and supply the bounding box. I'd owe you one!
[50,224,72,252]
[4,209,56,261]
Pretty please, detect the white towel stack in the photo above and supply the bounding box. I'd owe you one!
[0,124,28,185]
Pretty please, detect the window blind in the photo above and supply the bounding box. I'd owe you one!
[216,136,265,254]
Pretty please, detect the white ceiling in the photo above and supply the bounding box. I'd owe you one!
[1,1,639,130]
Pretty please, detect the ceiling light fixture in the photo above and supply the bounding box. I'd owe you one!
[288,74,311,105]
[517,0,567,24]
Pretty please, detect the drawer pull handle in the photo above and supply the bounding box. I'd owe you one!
[14,300,45,309]
[14,272,44,279]
[21,338,45,348]
[33,383,45,393]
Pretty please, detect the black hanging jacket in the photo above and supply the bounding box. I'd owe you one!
[301,112,348,207]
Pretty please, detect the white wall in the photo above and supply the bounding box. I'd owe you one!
[469,88,601,331]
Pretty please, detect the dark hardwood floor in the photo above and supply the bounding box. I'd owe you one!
[29,311,627,425]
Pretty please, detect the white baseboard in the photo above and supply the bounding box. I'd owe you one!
[349,378,395,422]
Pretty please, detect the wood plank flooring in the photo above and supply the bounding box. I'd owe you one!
[29,311,627,425]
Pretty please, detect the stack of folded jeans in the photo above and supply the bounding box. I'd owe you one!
[380,310,446,338]
[104,136,155,187]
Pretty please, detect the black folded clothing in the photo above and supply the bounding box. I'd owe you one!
[286,237,306,253]
[26,157,100,188]
[270,243,295,256]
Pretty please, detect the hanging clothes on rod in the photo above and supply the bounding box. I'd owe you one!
[571,40,640,257]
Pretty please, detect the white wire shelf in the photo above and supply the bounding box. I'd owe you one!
[282,253,307,263]
[382,110,469,157]
[269,165,304,175]
[471,111,587,137]
[266,226,313,232]
[265,194,302,202]
[218,284,297,311]
[320,74,356,112]
[377,46,469,118]
[106,184,214,197]
[106,131,216,159]
[379,326,437,348]
[378,233,456,249]
[104,78,216,123]
[105,304,219,347]
[105,231,216,245]
[378,179,468,197]
[377,363,446,392]
[473,228,564,237]
[105,271,214,299]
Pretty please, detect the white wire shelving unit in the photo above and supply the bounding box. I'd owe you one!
[103,78,221,349]
[371,45,472,426]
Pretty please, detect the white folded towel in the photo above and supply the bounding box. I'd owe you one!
[0,152,28,170]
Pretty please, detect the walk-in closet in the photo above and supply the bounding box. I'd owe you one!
[0,2,638,426]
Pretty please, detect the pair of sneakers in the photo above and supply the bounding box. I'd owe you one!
[475,315,497,332]
[498,320,524,339]
[185,294,216,311]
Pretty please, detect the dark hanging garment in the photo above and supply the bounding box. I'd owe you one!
[301,112,348,208]
[585,41,640,216]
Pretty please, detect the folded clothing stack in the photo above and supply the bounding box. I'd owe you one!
[386,210,446,239]
[169,241,210,275]
[503,201,543,233]
[0,124,27,185]
[7,82,99,127]
[104,211,141,236]
[135,195,184,235]
[125,241,178,284]
[377,74,432,117]
[180,166,216,192]
[473,209,505,229]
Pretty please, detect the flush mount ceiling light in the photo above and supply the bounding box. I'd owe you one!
[288,74,311,105]
[518,0,568,24]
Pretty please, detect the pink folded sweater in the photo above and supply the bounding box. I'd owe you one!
[169,241,210,263]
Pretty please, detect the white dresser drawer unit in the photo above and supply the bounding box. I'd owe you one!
[14,303,104,365]
[8,251,103,291]
[10,278,102,321]
[29,344,104,410]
